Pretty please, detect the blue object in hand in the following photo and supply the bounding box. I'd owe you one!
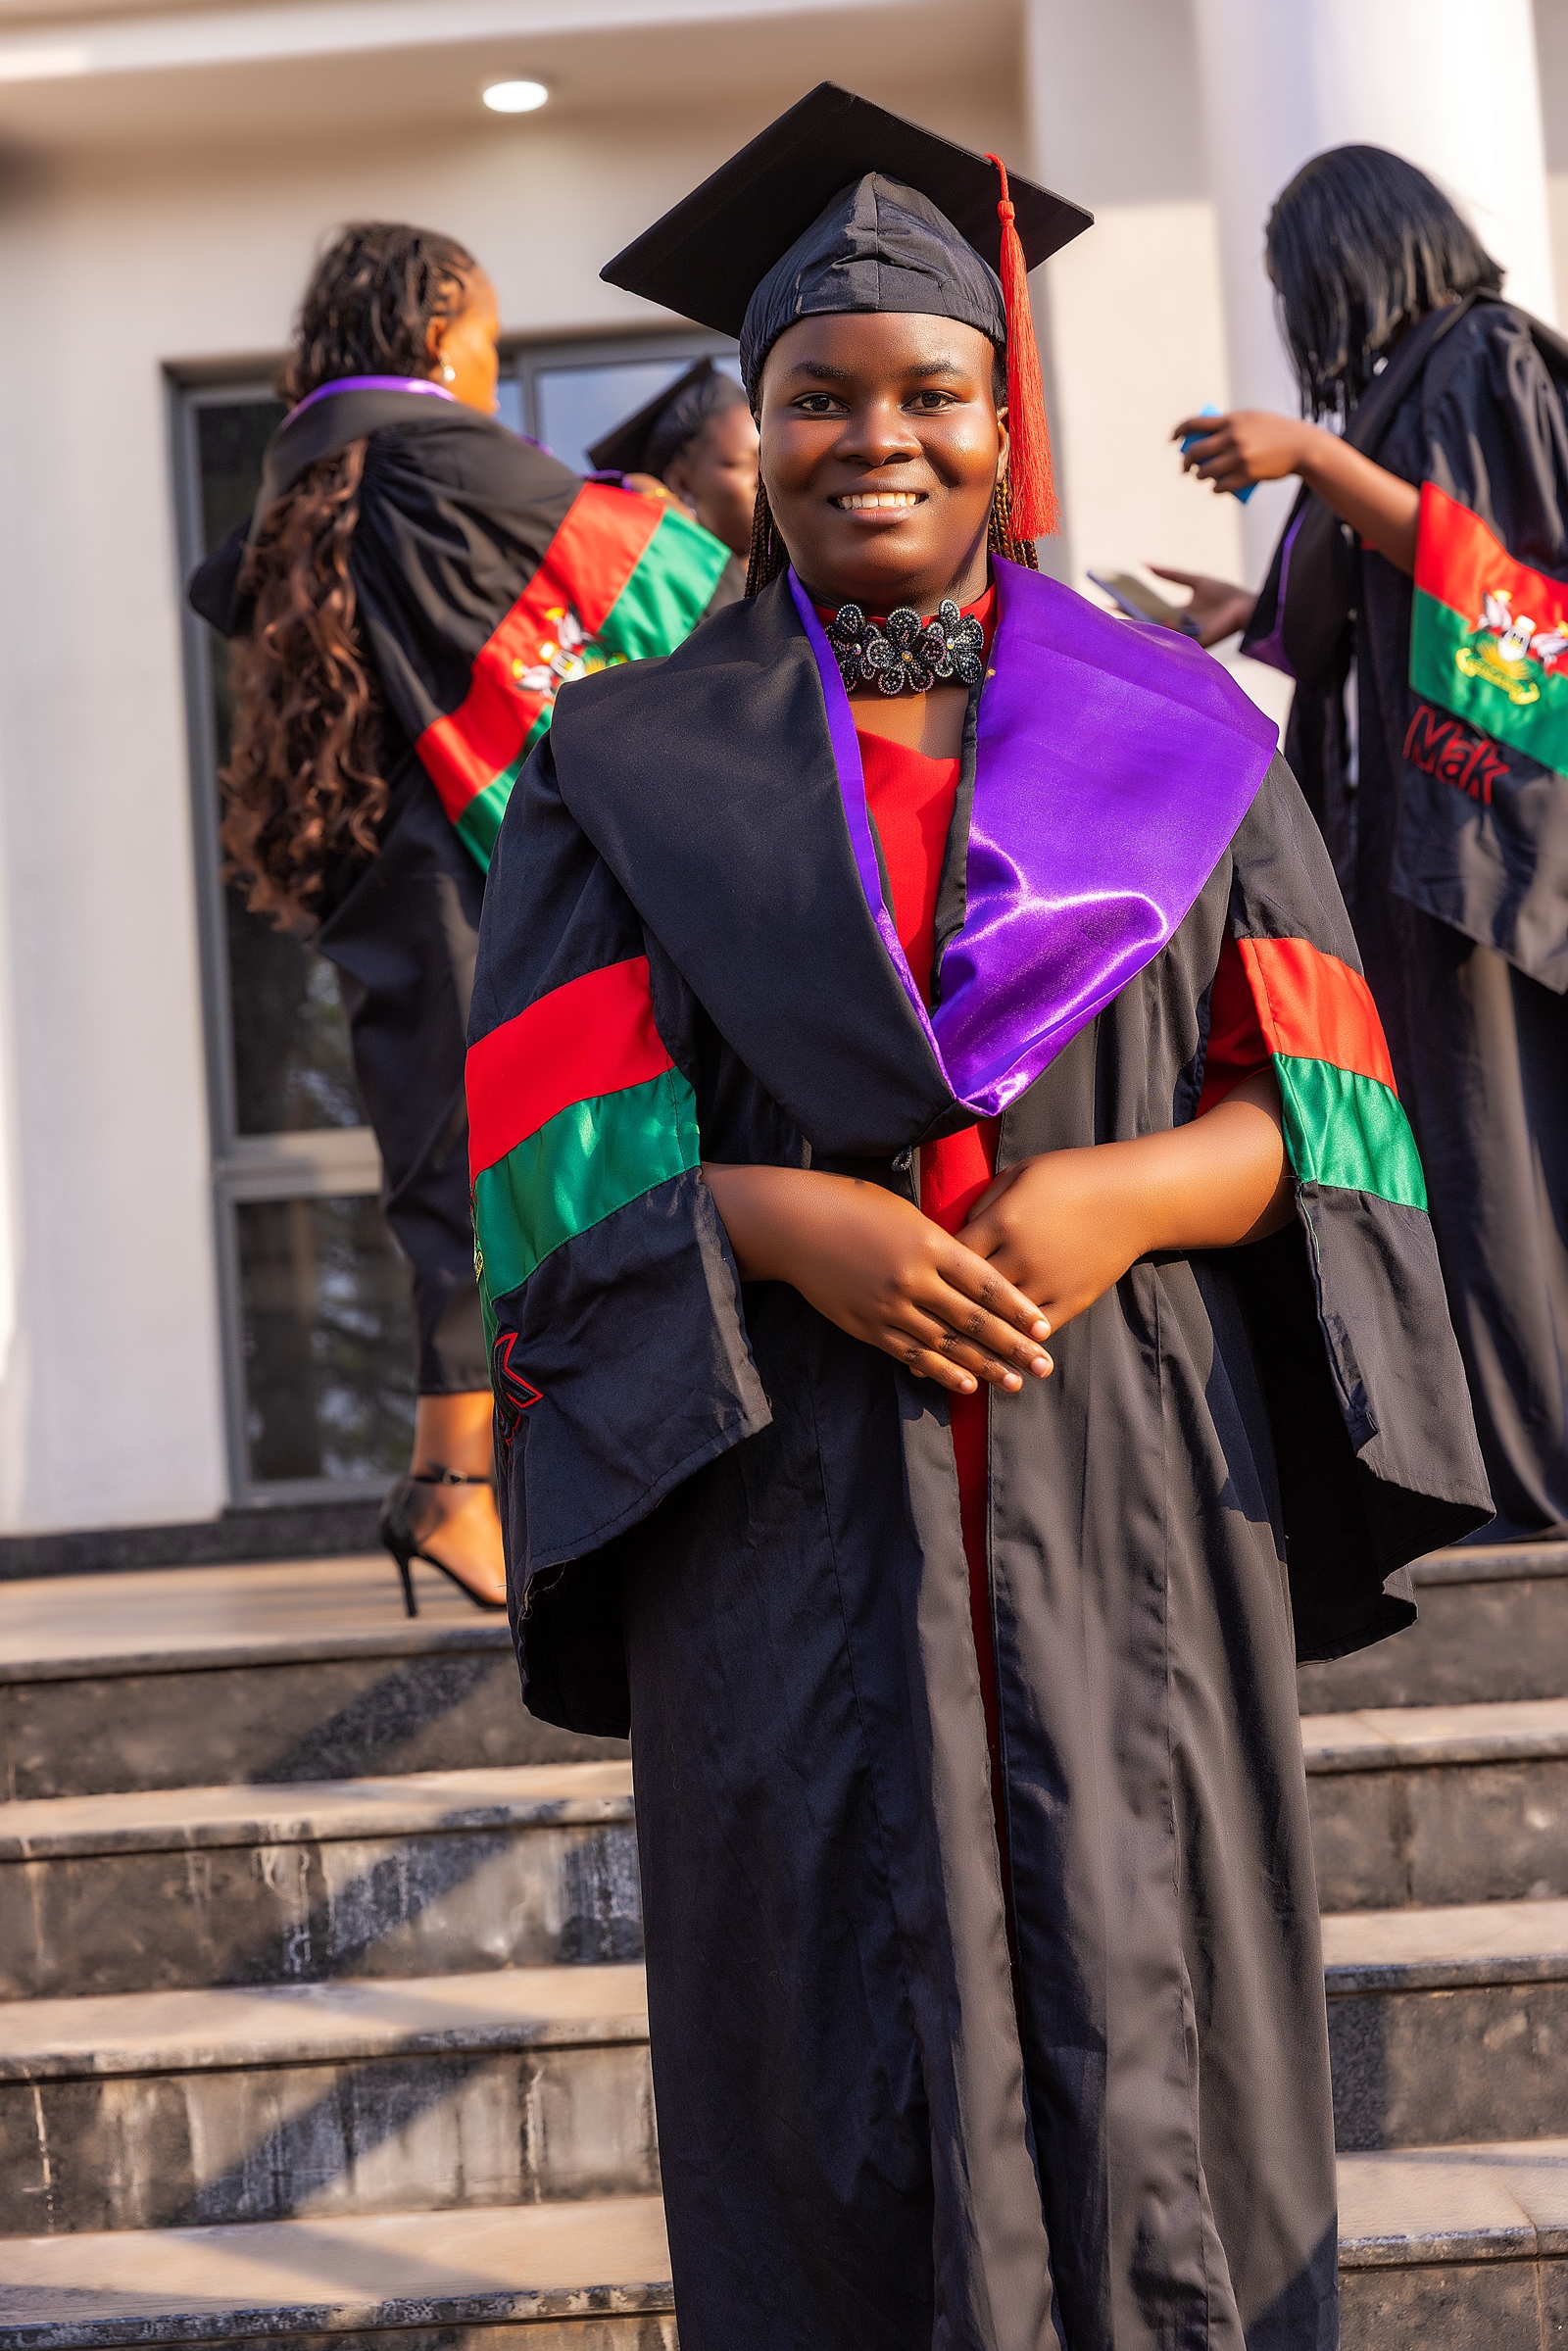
[1181,404,1255,504]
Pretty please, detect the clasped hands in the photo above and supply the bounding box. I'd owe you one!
[705,1148,1160,1398]
[702,1071,1293,1397]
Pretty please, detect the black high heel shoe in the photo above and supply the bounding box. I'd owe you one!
[378,1466,507,1618]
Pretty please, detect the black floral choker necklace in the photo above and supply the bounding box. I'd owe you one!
[827,601,986,696]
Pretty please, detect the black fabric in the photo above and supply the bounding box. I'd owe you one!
[472,585,1490,2348]
[345,415,581,750]
[1256,297,1568,1536]
[315,747,487,1392]
[1359,892,1568,1538]
[188,518,248,636]
[600,79,1090,343]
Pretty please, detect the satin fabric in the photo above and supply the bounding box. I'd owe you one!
[791,559,1279,1115]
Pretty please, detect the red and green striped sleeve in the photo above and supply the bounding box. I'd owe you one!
[419,485,730,871]
[466,954,702,1351]
[1225,934,1425,1210]
[1410,480,1568,770]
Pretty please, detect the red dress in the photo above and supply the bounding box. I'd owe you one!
[853,716,1007,1843]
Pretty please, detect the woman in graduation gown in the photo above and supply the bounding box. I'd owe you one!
[188,221,731,1607]
[469,91,1492,2349]
[587,354,759,576]
[1160,146,1568,1543]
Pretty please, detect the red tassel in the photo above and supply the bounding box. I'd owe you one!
[985,152,1059,541]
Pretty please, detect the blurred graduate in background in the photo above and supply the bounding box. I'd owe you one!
[1162,145,1568,1544]
[189,223,733,1612]
[589,355,759,584]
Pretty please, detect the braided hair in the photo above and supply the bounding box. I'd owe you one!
[223,223,477,925]
[279,221,478,403]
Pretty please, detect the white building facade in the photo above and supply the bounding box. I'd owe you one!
[0,0,1562,1539]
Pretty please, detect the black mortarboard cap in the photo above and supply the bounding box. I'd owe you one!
[600,83,1092,395]
[586,357,748,478]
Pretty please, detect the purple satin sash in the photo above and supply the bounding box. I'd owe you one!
[282,374,458,425]
[788,560,1279,1116]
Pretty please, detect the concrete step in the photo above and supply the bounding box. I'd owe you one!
[0,1765,640,2000]
[1304,1698,1568,1911]
[0,1557,624,1801]
[1326,1897,1568,2152]
[1339,2137,1568,2350]
[0,1965,655,2236]
[1299,1543,1568,1714]
[0,2192,675,2347]
[5,2147,1563,2349]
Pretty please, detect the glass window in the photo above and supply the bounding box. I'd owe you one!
[537,359,691,474]
[236,1196,416,1487]
[194,397,365,1139]
[178,381,389,1504]
[509,333,740,472]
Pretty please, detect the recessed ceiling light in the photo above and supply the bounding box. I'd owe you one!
[483,78,549,114]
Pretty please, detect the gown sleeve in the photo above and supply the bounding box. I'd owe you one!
[1396,305,1568,988]
[351,427,736,873]
[1221,755,1494,1657]
[467,730,771,1731]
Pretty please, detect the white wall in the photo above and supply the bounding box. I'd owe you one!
[1535,0,1568,324]
[0,49,1025,1533]
[1023,0,1292,732]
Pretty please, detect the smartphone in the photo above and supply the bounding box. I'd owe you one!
[1088,570,1203,641]
[1181,404,1255,504]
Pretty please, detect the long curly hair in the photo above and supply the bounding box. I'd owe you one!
[222,221,477,925]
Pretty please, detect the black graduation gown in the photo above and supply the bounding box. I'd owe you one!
[469,571,1490,2350]
[1244,298,1568,1538]
[189,390,735,1390]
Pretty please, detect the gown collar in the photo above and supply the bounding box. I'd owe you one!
[788,559,1279,1117]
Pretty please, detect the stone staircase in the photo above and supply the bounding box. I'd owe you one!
[1301,1541,1568,2350]
[0,1540,1565,2347]
[0,1553,670,2347]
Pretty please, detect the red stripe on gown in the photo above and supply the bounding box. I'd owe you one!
[857,726,1010,1897]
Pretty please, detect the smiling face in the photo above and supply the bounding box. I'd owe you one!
[758,311,1006,612]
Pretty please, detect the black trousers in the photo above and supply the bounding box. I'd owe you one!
[317,766,489,1395]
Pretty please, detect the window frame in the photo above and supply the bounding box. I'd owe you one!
[173,374,391,1508]
[503,324,738,461]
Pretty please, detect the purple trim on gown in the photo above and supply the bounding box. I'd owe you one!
[789,560,1280,1116]
[282,374,459,425]
[1246,507,1305,677]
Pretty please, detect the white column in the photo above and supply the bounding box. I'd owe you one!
[1022,0,1246,592]
[1021,0,1294,729]
[1191,0,1557,574]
